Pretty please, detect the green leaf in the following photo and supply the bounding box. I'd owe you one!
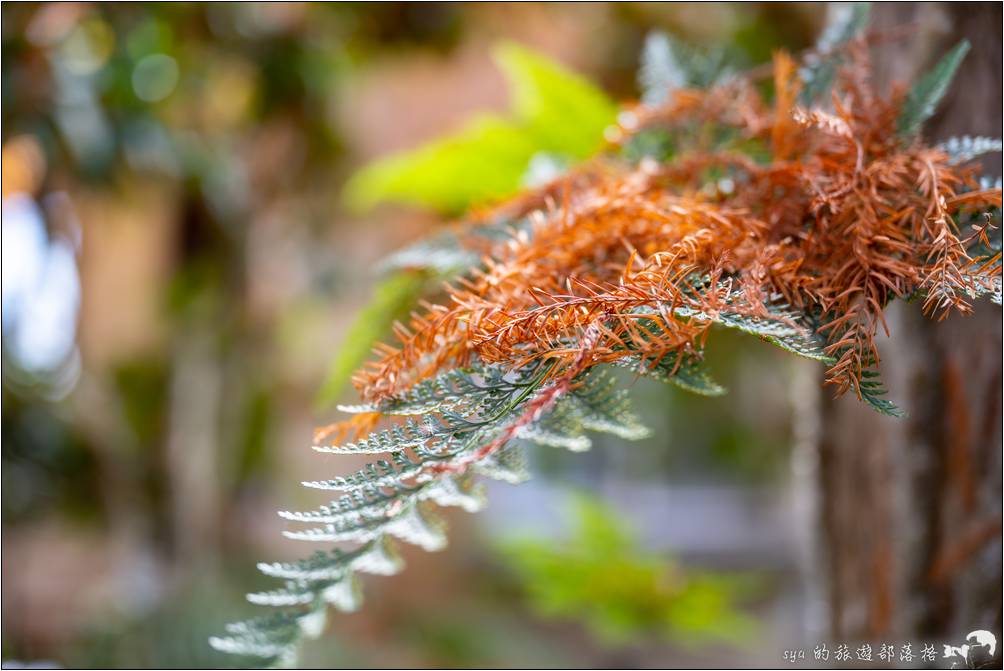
[701,309,834,364]
[315,272,426,409]
[569,368,651,440]
[343,115,538,215]
[852,369,906,417]
[494,42,618,157]
[518,367,652,451]
[616,352,727,397]
[897,39,971,137]
[518,398,592,451]
[792,309,903,417]
[338,360,548,416]
[343,43,616,215]
[209,610,316,666]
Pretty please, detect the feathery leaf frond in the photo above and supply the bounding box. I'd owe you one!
[214,22,1002,665]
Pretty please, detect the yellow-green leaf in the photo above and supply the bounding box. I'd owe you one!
[316,271,427,408]
[343,43,617,215]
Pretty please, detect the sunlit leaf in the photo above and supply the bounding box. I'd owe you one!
[343,43,616,215]
[343,115,537,215]
[494,42,617,158]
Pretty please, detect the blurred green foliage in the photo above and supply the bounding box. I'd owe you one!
[316,271,426,407]
[343,42,617,215]
[498,493,756,647]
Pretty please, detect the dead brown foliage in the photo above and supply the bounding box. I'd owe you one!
[352,45,1002,408]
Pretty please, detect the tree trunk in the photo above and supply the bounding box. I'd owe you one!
[810,0,1003,650]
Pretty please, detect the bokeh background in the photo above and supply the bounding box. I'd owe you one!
[2,3,867,668]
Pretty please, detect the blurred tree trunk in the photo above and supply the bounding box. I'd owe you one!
[811,2,1002,645]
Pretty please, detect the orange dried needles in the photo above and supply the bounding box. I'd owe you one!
[353,47,1001,410]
